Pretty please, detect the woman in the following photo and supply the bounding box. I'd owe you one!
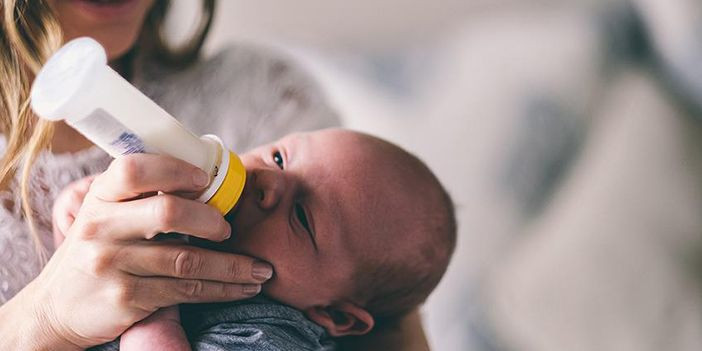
[0,1,428,350]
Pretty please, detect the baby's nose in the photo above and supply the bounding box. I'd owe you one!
[252,169,286,210]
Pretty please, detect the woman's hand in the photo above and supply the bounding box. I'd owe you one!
[17,154,272,349]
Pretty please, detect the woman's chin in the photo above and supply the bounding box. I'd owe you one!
[51,0,155,60]
[66,0,145,22]
[61,24,140,58]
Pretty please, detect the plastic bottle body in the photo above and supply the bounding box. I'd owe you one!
[30,37,246,215]
[67,67,219,172]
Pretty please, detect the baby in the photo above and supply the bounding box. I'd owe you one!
[58,129,456,350]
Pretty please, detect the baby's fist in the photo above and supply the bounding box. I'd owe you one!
[52,175,96,247]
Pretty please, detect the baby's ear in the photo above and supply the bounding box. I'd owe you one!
[305,302,374,337]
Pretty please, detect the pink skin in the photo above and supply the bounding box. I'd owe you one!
[55,129,415,348]
[48,0,156,60]
[230,129,428,336]
[229,131,364,310]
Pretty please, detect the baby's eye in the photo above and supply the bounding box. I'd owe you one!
[272,151,284,170]
[294,202,311,233]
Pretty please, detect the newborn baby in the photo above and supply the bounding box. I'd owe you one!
[61,129,456,350]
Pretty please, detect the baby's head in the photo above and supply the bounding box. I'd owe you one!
[223,129,456,336]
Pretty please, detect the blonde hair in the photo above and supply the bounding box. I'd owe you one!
[0,0,215,260]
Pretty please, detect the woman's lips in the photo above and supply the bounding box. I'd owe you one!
[71,0,141,20]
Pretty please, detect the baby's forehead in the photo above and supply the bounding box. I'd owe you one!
[276,131,381,171]
[280,129,367,147]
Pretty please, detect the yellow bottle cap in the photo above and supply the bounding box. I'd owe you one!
[206,151,246,215]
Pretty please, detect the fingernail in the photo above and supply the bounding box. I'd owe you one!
[252,261,273,281]
[223,224,232,240]
[193,170,209,187]
[243,284,261,296]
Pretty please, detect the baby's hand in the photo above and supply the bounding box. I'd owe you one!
[120,306,191,351]
[52,175,96,248]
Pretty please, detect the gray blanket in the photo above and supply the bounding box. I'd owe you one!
[92,296,335,351]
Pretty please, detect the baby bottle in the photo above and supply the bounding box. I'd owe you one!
[30,37,246,215]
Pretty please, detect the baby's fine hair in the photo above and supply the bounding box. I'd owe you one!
[348,133,457,324]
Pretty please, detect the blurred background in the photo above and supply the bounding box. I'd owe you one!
[171,1,702,350]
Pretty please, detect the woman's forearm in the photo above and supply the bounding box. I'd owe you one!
[0,283,81,351]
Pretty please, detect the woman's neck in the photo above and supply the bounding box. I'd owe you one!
[50,121,94,154]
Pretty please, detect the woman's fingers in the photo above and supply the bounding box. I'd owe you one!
[134,277,262,309]
[116,244,273,284]
[76,194,230,241]
[125,194,230,241]
[90,154,210,202]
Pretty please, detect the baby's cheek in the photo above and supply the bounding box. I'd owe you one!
[261,265,324,310]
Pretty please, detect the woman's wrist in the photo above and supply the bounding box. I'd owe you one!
[0,282,82,351]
